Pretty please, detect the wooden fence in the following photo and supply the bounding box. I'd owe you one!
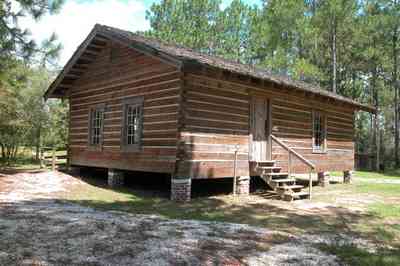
[41,148,67,170]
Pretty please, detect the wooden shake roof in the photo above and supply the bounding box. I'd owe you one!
[45,24,375,113]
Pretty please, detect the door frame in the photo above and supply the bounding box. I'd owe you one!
[249,95,272,162]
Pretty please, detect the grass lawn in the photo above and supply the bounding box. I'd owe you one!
[354,170,400,180]
[59,170,400,265]
[0,150,67,171]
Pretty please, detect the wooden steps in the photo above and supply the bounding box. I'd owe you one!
[257,166,282,171]
[277,185,304,190]
[270,178,296,183]
[256,161,276,167]
[292,191,310,197]
[256,161,310,201]
[264,172,290,177]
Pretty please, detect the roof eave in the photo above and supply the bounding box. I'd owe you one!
[358,104,377,114]
[44,24,184,100]
[44,25,102,100]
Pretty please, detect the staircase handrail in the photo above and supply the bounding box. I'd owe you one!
[270,135,316,170]
[270,134,315,199]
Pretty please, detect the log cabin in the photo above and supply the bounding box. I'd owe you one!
[44,24,375,202]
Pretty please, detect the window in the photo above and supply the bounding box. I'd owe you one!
[89,105,105,148]
[313,110,326,152]
[122,97,143,151]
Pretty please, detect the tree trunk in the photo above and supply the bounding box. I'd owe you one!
[5,145,12,165]
[352,70,357,99]
[0,143,4,159]
[35,126,41,161]
[393,29,399,167]
[372,67,380,171]
[375,112,381,171]
[331,16,337,93]
[12,146,18,160]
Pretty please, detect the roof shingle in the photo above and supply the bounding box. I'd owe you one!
[46,24,375,113]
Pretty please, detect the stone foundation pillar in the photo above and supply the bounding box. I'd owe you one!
[108,169,125,188]
[171,178,191,202]
[236,176,250,195]
[318,172,330,187]
[343,170,352,184]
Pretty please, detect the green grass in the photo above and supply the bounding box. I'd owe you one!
[331,170,400,180]
[0,157,40,169]
[319,244,400,266]
[368,203,400,218]
[354,182,400,197]
[0,149,67,170]
[355,170,400,180]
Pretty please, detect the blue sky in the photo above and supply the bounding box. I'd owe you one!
[17,0,262,65]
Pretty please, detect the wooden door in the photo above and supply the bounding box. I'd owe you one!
[250,97,271,162]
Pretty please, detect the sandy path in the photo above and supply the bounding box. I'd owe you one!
[0,170,83,202]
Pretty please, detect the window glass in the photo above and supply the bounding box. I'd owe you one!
[313,111,326,151]
[122,97,143,150]
[90,108,103,146]
[126,104,141,145]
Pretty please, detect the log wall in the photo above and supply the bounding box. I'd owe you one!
[67,44,356,178]
[178,67,355,178]
[68,41,180,173]
[175,70,251,178]
[270,96,355,173]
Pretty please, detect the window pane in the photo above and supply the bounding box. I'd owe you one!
[90,108,103,146]
[313,111,325,150]
[124,103,142,147]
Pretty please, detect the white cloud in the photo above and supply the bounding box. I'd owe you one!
[18,0,150,66]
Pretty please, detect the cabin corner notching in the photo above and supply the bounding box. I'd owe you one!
[45,24,375,201]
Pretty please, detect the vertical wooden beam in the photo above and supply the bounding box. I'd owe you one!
[174,71,187,177]
[233,146,238,196]
[309,170,313,200]
[52,148,56,171]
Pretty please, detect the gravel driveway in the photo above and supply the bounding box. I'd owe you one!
[0,169,371,265]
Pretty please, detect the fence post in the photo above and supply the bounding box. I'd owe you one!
[40,148,45,169]
[52,148,56,171]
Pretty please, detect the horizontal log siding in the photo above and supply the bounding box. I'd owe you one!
[178,73,251,178]
[68,42,179,173]
[271,97,355,173]
[182,67,355,177]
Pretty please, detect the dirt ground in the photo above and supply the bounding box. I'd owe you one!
[0,170,380,265]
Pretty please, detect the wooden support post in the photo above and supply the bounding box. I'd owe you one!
[51,148,56,171]
[66,145,70,171]
[288,152,292,178]
[309,170,313,200]
[39,148,45,169]
[233,144,238,196]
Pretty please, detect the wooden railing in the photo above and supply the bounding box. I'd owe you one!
[41,148,67,171]
[271,135,316,199]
